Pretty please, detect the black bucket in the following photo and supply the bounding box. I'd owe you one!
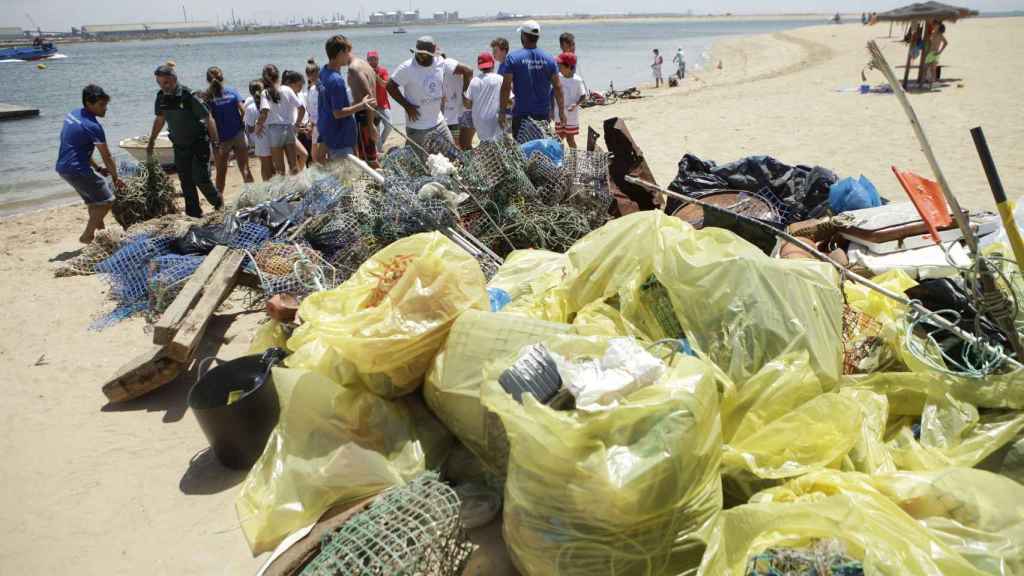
[187,348,287,470]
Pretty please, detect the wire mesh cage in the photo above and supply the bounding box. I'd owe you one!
[421,124,464,162]
[514,116,556,144]
[299,472,473,576]
[248,242,340,298]
[526,151,567,205]
[561,147,613,226]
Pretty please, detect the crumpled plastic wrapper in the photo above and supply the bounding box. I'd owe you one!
[553,337,666,411]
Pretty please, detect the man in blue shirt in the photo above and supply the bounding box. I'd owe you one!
[318,35,375,162]
[55,84,124,244]
[499,20,566,140]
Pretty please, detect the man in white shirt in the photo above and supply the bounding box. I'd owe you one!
[387,36,472,155]
[464,52,505,143]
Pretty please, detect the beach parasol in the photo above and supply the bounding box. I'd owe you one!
[873,2,978,88]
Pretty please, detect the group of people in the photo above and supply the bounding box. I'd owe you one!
[55,20,594,242]
[651,48,686,88]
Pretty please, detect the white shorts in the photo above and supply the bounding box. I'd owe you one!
[265,124,297,149]
[250,129,271,158]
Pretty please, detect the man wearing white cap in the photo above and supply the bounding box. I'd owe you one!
[387,35,472,154]
[499,20,565,139]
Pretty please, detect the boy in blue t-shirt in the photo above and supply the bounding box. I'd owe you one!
[55,84,124,244]
[498,20,566,140]
[317,35,376,161]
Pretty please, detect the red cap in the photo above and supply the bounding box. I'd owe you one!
[477,51,495,70]
[367,50,380,58]
[556,52,577,67]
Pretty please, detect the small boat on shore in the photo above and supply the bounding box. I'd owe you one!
[0,43,59,62]
[119,133,174,166]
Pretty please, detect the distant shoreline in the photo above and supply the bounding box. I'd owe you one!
[33,13,849,45]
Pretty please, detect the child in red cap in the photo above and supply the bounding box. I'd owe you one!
[464,51,505,143]
[554,52,584,148]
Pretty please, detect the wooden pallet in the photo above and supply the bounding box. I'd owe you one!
[100,248,246,403]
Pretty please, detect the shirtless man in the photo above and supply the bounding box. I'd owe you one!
[925,22,948,84]
[347,53,380,167]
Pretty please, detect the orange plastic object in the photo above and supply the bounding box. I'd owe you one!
[891,166,952,244]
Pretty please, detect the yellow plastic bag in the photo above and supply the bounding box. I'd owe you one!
[235,368,451,555]
[486,249,568,302]
[490,250,572,322]
[719,351,863,502]
[700,469,991,575]
[558,211,844,384]
[571,300,651,339]
[868,468,1024,575]
[286,232,488,398]
[423,310,571,473]
[482,336,723,576]
[248,320,288,355]
[841,372,1024,471]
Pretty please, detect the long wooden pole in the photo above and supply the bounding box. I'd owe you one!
[867,40,978,255]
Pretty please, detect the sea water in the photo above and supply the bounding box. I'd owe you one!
[0,18,815,215]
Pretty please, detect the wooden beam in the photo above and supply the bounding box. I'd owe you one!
[102,344,185,403]
[166,250,246,363]
[153,245,229,345]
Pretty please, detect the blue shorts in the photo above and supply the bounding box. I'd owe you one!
[327,146,354,160]
[60,171,114,205]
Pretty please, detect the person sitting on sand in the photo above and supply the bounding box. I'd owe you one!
[56,84,125,244]
[652,49,664,88]
[147,62,223,218]
[499,21,565,138]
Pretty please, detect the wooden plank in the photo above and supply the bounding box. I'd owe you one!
[153,245,229,345]
[101,344,185,403]
[166,250,245,363]
[0,103,40,120]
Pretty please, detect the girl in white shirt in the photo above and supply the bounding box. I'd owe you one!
[254,64,305,176]
[303,59,321,166]
[244,80,274,181]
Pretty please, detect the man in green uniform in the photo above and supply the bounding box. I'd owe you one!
[146,63,223,217]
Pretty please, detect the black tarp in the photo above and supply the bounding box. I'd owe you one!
[874,1,978,22]
[666,154,838,224]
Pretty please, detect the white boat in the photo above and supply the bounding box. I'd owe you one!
[119,132,174,165]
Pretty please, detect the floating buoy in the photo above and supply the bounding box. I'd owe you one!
[37,63,46,70]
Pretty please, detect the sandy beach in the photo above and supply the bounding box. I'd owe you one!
[1,16,1023,574]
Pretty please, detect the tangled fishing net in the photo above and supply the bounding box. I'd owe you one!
[249,242,339,298]
[745,539,864,576]
[112,158,178,229]
[299,472,473,576]
[54,229,126,277]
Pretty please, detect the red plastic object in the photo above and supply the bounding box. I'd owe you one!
[891,166,952,244]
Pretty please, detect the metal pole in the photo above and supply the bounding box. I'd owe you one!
[625,175,1022,370]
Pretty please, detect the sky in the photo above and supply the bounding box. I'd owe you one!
[3,0,1022,31]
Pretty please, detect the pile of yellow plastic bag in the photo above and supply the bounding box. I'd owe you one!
[234,210,1024,572]
[482,335,723,576]
[700,468,1024,575]
[236,233,485,554]
[235,368,451,554]
[286,232,489,398]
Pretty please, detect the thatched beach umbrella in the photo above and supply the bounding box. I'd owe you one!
[873,2,979,88]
